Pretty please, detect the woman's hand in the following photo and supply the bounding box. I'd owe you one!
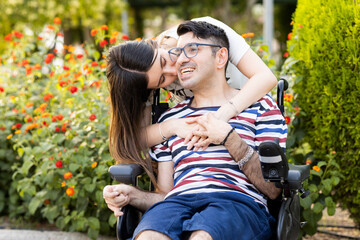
[186,113,233,150]
[103,184,131,217]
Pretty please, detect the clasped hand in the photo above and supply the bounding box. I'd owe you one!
[103,184,131,217]
[183,113,233,151]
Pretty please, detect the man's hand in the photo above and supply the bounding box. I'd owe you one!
[103,184,132,217]
[185,113,233,150]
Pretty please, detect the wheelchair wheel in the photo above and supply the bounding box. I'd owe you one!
[277,194,300,240]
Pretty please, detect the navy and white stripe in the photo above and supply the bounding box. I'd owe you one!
[150,95,287,207]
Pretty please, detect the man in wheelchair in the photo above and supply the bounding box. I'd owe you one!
[103,21,287,240]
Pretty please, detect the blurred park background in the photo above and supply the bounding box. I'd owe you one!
[0,0,359,239]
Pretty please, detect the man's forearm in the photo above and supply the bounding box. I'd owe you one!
[129,186,166,212]
[224,132,281,200]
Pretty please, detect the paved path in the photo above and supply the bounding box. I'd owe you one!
[0,229,116,240]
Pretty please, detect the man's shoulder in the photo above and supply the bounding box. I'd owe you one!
[158,98,192,122]
[251,94,279,112]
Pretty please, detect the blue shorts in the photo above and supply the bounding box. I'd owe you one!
[133,192,275,240]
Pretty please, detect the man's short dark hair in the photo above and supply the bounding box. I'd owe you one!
[177,20,230,54]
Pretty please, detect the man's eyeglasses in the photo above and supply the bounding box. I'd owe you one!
[168,42,222,63]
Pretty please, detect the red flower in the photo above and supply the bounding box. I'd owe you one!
[100,40,108,48]
[42,121,49,127]
[91,61,99,67]
[45,53,55,64]
[55,127,60,132]
[90,29,98,37]
[56,114,64,121]
[64,172,73,179]
[100,25,108,31]
[43,93,54,102]
[287,32,293,40]
[121,34,129,40]
[69,86,78,94]
[14,31,23,39]
[284,116,291,125]
[0,86,4,93]
[283,52,289,58]
[26,116,33,123]
[14,123,22,129]
[76,54,83,59]
[63,66,70,70]
[59,81,67,87]
[4,33,12,42]
[61,125,67,132]
[21,59,29,66]
[55,160,63,168]
[294,106,300,116]
[109,37,116,44]
[66,187,75,196]
[89,114,96,121]
[53,17,61,25]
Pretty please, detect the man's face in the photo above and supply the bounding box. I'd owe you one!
[175,33,217,91]
[146,47,177,89]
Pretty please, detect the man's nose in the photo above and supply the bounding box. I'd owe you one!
[176,51,190,65]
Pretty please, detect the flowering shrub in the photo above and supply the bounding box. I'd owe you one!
[279,0,360,235]
[0,18,130,239]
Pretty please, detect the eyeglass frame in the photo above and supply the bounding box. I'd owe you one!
[168,42,222,63]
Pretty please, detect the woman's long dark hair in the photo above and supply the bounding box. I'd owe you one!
[106,40,158,184]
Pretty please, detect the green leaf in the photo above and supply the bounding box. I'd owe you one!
[87,227,99,240]
[53,134,65,144]
[28,198,42,215]
[331,176,340,186]
[88,217,100,230]
[21,160,34,175]
[84,183,96,193]
[313,202,324,214]
[17,148,25,157]
[317,161,327,168]
[108,214,117,227]
[69,163,80,172]
[300,194,312,209]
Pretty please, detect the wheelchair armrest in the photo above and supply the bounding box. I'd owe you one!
[287,164,310,190]
[109,163,144,185]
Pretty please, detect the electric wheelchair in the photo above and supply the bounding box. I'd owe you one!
[108,79,310,240]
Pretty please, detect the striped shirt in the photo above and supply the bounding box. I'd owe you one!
[149,95,287,207]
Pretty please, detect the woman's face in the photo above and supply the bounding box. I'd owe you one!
[146,37,178,89]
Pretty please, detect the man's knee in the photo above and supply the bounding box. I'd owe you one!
[135,230,172,240]
[189,230,213,240]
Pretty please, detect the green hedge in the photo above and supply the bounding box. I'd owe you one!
[285,0,360,228]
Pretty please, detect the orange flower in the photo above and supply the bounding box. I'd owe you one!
[287,32,293,40]
[43,93,54,102]
[47,25,55,30]
[109,37,117,44]
[91,61,99,67]
[135,38,142,41]
[312,166,321,172]
[61,181,66,187]
[14,31,23,39]
[241,32,255,38]
[64,172,73,179]
[34,64,41,70]
[91,162,98,168]
[90,29,98,37]
[66,187,75,196]
[306,159,312,165]
[7,134,13,139]
[15,130,21,134]
[100,25,108,30]
[100,62,107,69]
[53,17,61,25]
[284,93,293,102]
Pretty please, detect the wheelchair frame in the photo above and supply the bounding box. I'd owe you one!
[108,79,310,240]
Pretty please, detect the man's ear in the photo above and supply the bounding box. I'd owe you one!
[216,47,229,69]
